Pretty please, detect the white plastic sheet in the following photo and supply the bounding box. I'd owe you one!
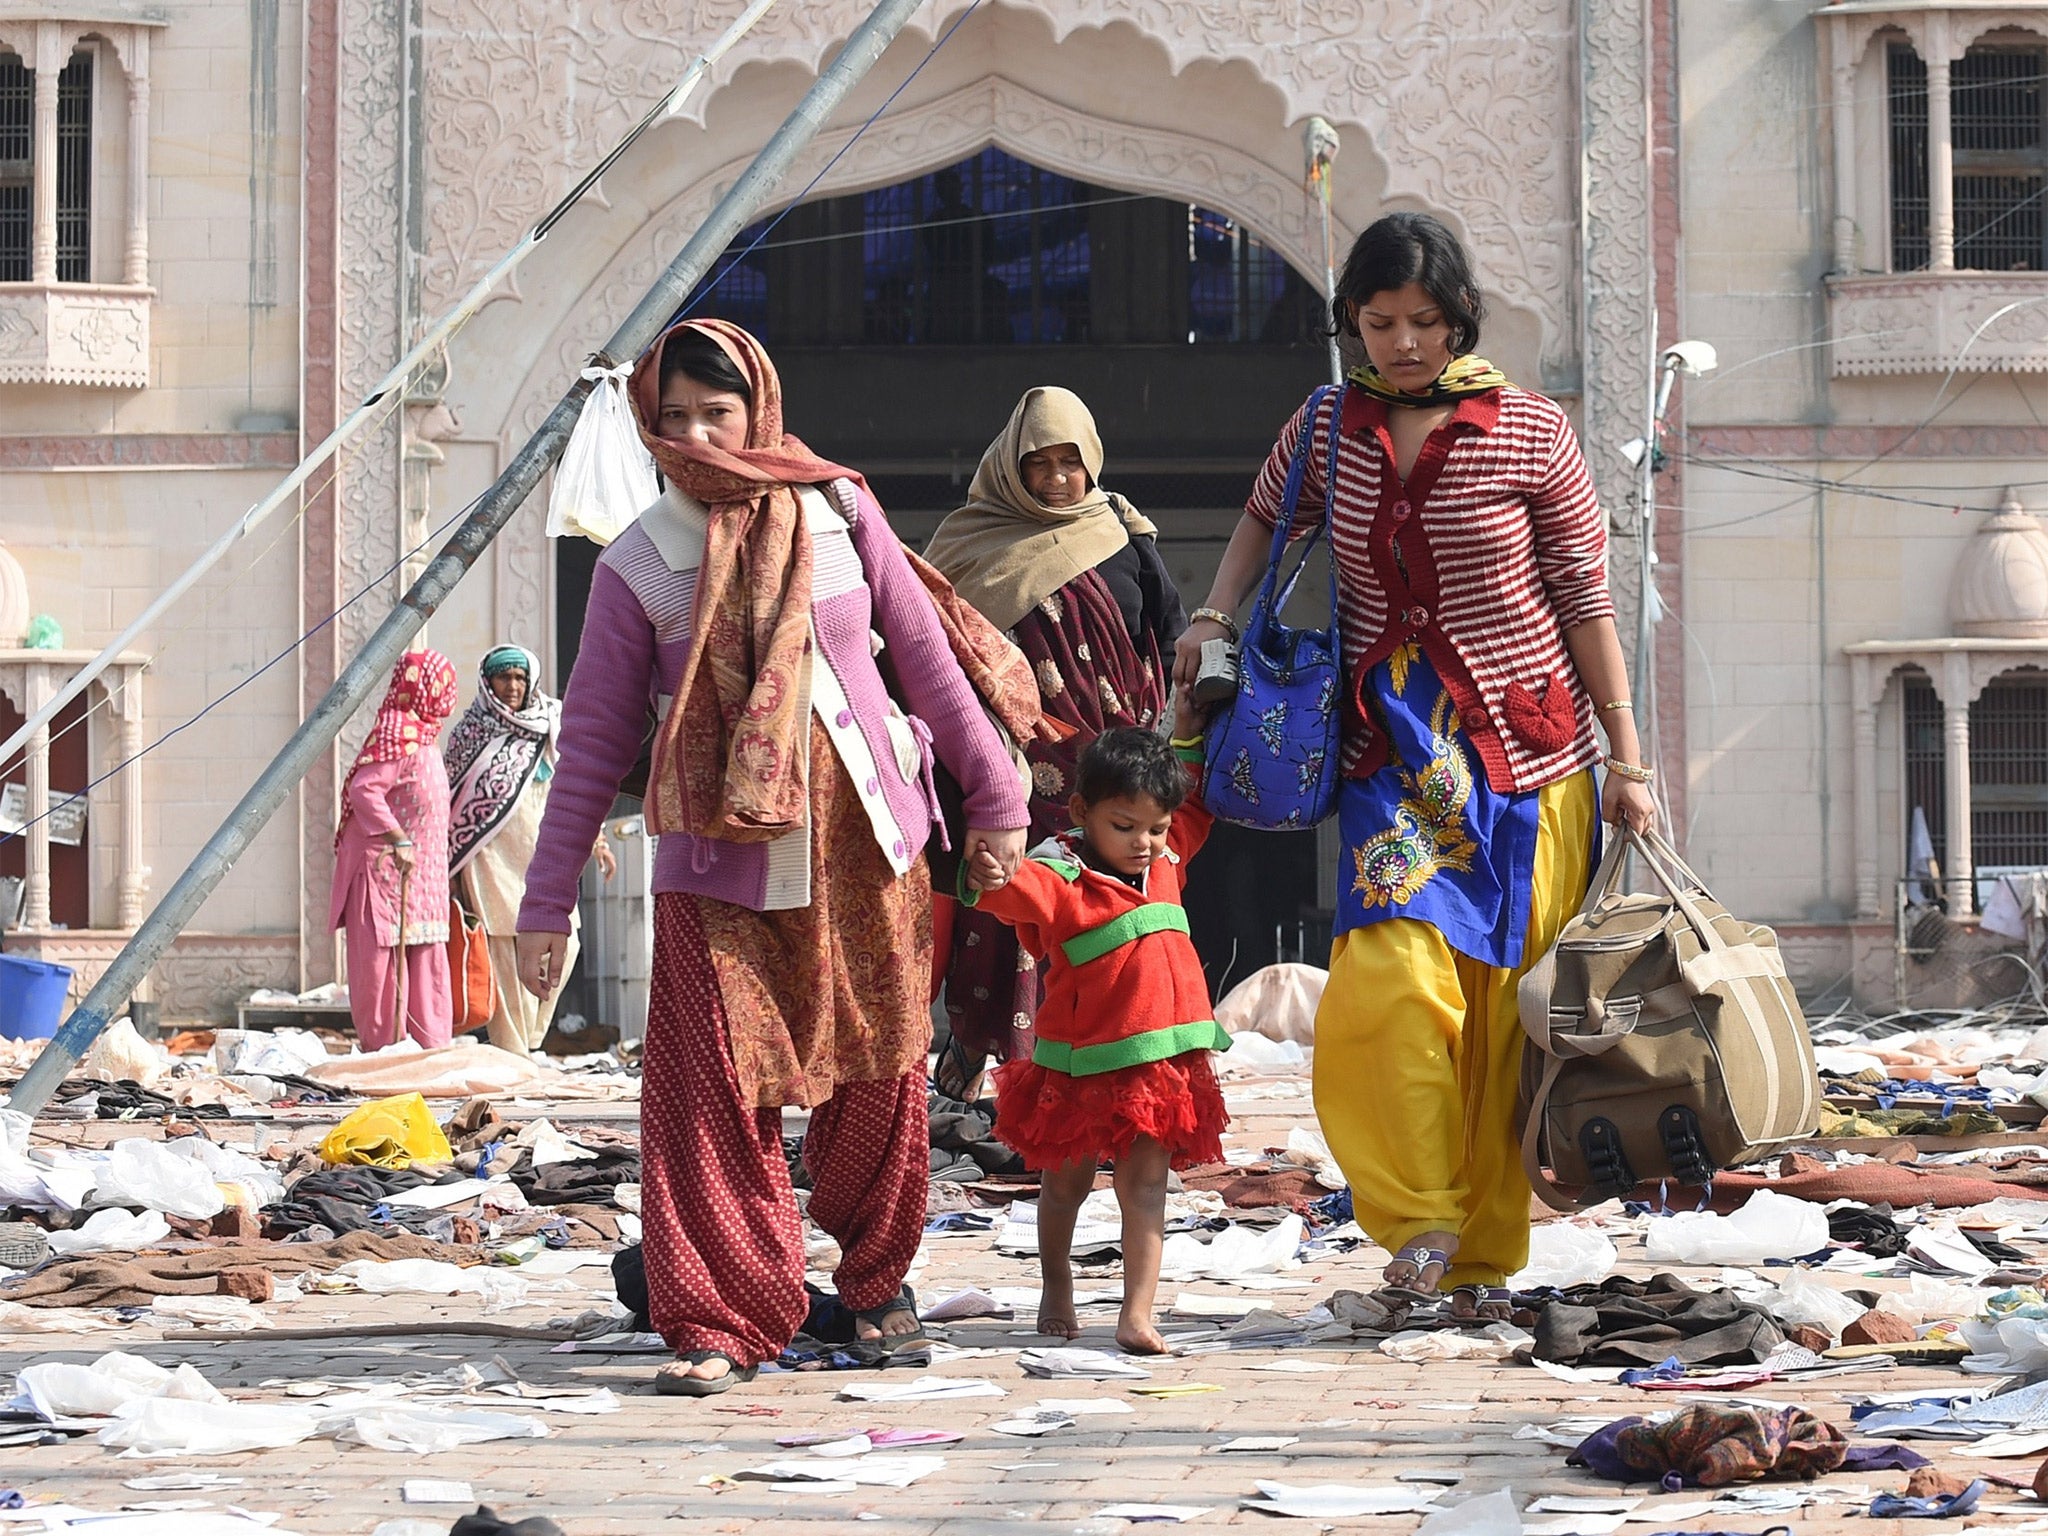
[1380,1325,1532,1362]
[1640,1189,1829,1265]
[1241,1482,1444,1518]
[546,363,660,547]
[1750,1271,1869,1336]
[1508,1223,1617,1289]
[340,1406,549,1453]
[98,1397,322,1456]
[1160,1216,1305,1282]
[47,1206,172,1256]
[1415,1489,1525,1535]
[90,1138,225,1220]
[18,1352,226,1420]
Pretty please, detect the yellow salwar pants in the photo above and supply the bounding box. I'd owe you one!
[1312,770,1597,1287]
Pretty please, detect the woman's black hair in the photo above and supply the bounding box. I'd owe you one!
[659,327,752,401]
[1074,727,1188,813]
[1331,212,1484,353]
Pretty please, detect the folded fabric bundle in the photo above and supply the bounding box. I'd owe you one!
[1535,1274,1785,1366]
[0,1229,486,1307]
[507,1148,640,1206]
[1870,1479,1985,1519]
[1820,1103,2008,1138]
[1178,1162,1327,1211]
[1826,1203,1908,1256]
[1570,1405,1846,1487]
[1702,1160,2048,1211]
[928,1090,1024,1179]
[268,1165,441,1237]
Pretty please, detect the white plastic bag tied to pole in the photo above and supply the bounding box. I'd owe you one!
[547,364,660,547]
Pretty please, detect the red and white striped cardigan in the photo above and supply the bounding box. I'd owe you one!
[1245,383,1614,794]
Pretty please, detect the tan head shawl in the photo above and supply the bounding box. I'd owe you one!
[923,386,1158,632]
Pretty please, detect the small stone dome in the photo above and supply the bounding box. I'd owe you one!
[1951,489,2048,639]
[0,541,27,648]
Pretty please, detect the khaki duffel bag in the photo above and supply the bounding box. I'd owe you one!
[1516,825,1819,1209]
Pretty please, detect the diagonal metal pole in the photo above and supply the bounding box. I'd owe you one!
[0,0,781,777]
[6,0,928,1121]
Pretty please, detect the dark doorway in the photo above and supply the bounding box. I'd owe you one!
[556,147,1335,979]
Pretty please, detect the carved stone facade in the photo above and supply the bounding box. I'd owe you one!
[0,285,151,387]
[1830,274,2048,377]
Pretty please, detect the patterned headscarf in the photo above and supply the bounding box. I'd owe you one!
[628,317,864,843]
[444,643,561,873]
[336,649,459,846]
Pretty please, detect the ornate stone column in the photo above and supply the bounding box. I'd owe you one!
[123,29,149,287]
[1927,13,1955,271]
[21,662,51,931]
[114,668,148,928]
[1941,649,1973,914]
[29,23,60,285]
[1829,13,1859,272]
[1851,653,1880,918]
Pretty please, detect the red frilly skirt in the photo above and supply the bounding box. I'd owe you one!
[991,1048,1229,1172]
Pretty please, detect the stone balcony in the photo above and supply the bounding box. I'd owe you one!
[1827,271,2048,378]
[0,282,151,388]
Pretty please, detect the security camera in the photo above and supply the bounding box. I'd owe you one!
[1660,340,1718,377]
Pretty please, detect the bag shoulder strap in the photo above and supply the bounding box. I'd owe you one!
[1519,1053,1579,1212]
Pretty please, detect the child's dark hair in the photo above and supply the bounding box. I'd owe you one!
[660,327,752,401]
[1331,212,1484,353]
[1075,727,1187,813]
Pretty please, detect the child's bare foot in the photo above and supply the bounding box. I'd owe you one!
[1037,1274,1080,1339]
[1116,1312,1169,1354]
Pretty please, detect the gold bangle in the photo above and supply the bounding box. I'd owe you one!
[1190,606,1240,640]
[1599,700,1634,713]
[1604,757,1656,785]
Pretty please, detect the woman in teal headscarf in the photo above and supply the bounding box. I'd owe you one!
[445,645,615,1053]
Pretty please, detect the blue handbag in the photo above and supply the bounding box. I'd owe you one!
[1203,384,1345,830]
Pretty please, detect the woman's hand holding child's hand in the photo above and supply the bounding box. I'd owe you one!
[965,845,1011,894]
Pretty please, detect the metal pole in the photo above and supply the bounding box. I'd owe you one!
[0,0,780,774]
[6,0,927,1120]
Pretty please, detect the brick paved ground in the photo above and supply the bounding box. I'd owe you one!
[1,1078,2026,1533]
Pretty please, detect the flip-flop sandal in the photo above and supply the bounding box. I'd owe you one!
[1447,1284,1516,1323]
[853,1285,928,1354]
[1378,1244,1453,1305]
[653,1350,758,1397]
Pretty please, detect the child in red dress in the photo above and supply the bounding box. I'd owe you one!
[963,721,1230,1353]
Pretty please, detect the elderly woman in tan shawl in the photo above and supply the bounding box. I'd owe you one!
[925,387,1187,1094]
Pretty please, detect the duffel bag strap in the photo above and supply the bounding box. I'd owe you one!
[1519,1053,1580,1212]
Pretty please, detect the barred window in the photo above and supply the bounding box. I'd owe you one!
[0,46,95,283]
[1901,671,2048,878]
[0,54,28,282]
[1889,41,2048,272]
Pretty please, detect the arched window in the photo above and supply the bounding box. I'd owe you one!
[683,147,1324,347]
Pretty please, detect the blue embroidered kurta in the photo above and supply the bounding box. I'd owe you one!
[1335,643,1547,967]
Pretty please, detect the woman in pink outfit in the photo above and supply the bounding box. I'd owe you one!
[330,649,460,1050]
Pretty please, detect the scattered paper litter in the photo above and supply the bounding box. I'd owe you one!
[1093,1505,1211,1522]
[836,1376,1005,1402]
[1160,1216,1305,1282]
[992,1411,1076,1437]
[1211,1435,1299,1453]
[1036,1398,1134,1416]
[1525,1518,1624,1536]
[401,1480,475,1503]
[1527,1496,1642,1514]
[1379,1324,1530,1362]
[123,1474,246,1492]
[1249,1359,1344,1373]
[921,1287,1004,1322]
[1019,1347,1151,1379]
[735,1455,944,1488]
[1129,1382,1221,1398]
[1240,1481,1443,1518]
[341,1407,550,1454]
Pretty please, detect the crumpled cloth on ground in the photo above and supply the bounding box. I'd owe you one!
[0,1230,486,1308]
[1570,1406,1846,1487]
[1178,1162,1326,1211]
[1870,1480,1986,1519]
[451,1509,566,1536]
[1827,1202,1908,1256]
[1819,1102,2009,1137]
[268,1165,439,1237]
[1535,1274,1785,1367]
[304,1041,635,1099]
[506,1148,639,1206]
[1694,1157,2048,1211]
[928,1091,1024,1181]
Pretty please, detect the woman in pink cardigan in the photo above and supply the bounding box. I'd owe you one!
[517,320,1029,1395]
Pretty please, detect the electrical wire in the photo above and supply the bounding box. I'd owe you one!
[0,3,992,856]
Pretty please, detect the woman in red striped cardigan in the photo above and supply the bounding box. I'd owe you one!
[1177,213,1656,1321]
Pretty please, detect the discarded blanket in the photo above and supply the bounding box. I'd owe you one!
[1570,1406,1846,1487]
[268,1165,439,1237]
[1535,1274,1784,1367]
[1826,1202,1909,1256]
[1689,1156,2048,1211]
[0,1230,487,1308]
